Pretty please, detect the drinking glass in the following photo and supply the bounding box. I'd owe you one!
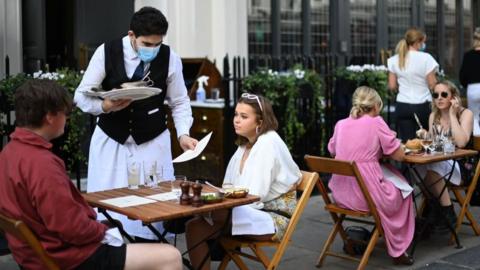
[127,161,140,189]
[420,133,433,154]
[143,160,159,188]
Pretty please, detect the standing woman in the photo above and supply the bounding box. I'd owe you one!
[459,27,480,135]
[388,27,439,141]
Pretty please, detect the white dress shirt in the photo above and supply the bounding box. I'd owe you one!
[74,36,193,239]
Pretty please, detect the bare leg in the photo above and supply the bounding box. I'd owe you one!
[185,209,229,270]
[424,170,452,206]
[124,243,182,270]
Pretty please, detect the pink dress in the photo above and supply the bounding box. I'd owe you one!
[328,115,415,257]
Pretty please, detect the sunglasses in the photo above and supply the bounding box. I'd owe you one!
[241,93,263,111]
[432,91,449,99]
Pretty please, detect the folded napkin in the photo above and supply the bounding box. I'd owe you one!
[381,164,414,199]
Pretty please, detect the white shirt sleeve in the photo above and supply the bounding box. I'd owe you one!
[74,44,107,115]
[424,53,439,75]
[165,50,193,137]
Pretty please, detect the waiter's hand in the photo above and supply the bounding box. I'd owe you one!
[179,135,198,151]
[102,98,132,113]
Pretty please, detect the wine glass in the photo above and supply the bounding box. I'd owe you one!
[420,133,433,154]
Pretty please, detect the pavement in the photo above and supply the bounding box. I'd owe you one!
[2,194,480,269]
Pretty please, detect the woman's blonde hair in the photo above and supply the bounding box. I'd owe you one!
[395,27,426,70]
[473,27,480,49]
[432,80,462,124]
[350,86,383,119]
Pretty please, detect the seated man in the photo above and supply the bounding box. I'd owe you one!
[0,79,182,270]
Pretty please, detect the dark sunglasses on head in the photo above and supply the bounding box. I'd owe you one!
[432,91,449,99]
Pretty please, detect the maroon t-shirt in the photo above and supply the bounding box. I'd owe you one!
[0,128,107,269]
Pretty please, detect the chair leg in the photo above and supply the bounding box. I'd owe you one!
[249,244,271,269]
[218,255,230,270]
[357,228,379,270]
[316,217,344,267]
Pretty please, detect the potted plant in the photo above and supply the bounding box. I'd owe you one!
[242,65,325,160]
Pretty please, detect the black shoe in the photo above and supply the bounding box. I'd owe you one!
[441,204,457,229]
[392,253,414,265]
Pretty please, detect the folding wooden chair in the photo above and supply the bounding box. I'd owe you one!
[305,155,384,270]
[449,136,480,243]
[0,213,59,270]
[218,171,319,270]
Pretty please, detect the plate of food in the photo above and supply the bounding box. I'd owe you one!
[404,138,423,154]
[223,187,249,198]
[201,192,224,204]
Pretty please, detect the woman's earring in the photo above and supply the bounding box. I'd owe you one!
[256,126,260,134]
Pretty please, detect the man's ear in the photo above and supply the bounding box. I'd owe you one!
[44,112,55,125]
[127,30,135,38]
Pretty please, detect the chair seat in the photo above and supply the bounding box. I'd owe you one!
[325,205,371,217]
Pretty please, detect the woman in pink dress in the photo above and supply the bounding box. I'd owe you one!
[328,86,415,265]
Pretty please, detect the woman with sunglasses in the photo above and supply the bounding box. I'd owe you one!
[388,27,438,142]
[185,93,301,270]
[417,80,473,230]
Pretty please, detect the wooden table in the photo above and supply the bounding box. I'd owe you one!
[83,182,259,223]
[83,182,259,269]
[403,148,477,165]
[403,148,478,253]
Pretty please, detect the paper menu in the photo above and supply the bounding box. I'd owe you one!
[172,132,213,163]
[100,195,156,208]
[146,192,178,201]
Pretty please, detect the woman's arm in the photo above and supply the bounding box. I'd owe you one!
[450,106,473,148]
[388,72,398,91]
[389,146,405,162]
[426,69,437,91]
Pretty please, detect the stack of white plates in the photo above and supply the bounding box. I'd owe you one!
[84,87,162,101]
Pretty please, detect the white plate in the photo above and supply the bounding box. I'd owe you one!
[84,87,162,101]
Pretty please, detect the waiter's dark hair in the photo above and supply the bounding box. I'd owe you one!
[14,79,72,128]
[130,6,169,36]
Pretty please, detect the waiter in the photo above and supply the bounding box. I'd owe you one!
[74,6,197,241]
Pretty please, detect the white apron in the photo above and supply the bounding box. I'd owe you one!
[87,126,174,239]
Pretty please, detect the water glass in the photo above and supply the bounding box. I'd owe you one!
[443,139,455,155]
[143,160,159,188]
[127,161,140,189]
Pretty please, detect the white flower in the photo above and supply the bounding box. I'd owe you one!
[59,74,65,79]
[294,69,305,79]
[80,70,85,74]
[33,71,43,79]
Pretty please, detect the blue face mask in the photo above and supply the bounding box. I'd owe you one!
[420,43,426,51]
[137,45,160,63]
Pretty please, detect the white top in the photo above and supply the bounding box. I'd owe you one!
[387,50,438,104]
[224,131,302,202]
[74,36,193,137]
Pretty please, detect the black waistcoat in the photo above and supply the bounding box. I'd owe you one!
[98,39,170,145]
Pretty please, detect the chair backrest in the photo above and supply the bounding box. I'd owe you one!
[304,155,383,234]
[0,213,59,270]
[269,170,319,267]
[473,136,480,151]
